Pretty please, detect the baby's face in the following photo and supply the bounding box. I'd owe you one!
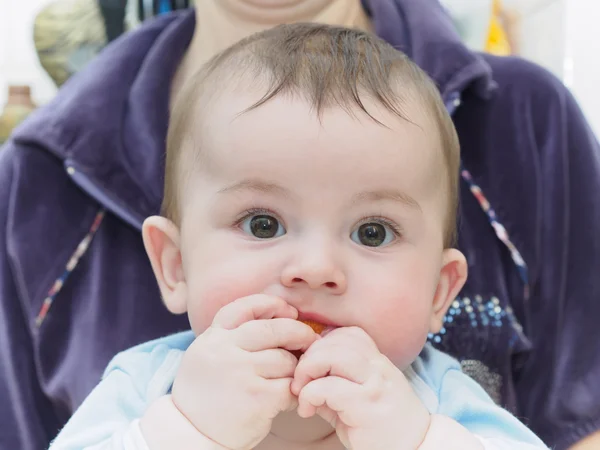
[177,92,458,367]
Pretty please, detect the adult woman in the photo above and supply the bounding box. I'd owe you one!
[1,1,598,449]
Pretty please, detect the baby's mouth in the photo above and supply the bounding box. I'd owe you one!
[299,319,328,335]
[296,312,339,334]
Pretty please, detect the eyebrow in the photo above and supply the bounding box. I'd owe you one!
[217,179,292,198]
[218,180,420,210]
[351,189,421,211]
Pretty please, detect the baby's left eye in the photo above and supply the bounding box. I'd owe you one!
[350,222,396,247]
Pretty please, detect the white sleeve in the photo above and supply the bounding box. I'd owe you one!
[437,368,549,449]
[410,347,549,449]
[48,368,149,450]
[62,420,150,450]
[48,344,183,450]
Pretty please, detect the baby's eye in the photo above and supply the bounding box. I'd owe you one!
[350,222,397,247]
[240,214,286,239]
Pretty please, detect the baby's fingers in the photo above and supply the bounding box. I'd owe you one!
[235,318,318,352]
[212,295,297,330]
[292,345,369,395]
[297,376,362,427]
[264,377,299,417]
[253,348,298,379]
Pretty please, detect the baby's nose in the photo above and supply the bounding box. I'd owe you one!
[280,254,347,294]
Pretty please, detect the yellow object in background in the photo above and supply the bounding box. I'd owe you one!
[34,0,107,87]
[485,0,512,56]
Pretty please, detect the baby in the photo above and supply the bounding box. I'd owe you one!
[49,23,548,450]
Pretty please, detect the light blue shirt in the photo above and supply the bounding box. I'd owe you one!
[49,331,548,449]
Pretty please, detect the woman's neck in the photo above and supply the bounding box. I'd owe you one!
[170,0,371,110]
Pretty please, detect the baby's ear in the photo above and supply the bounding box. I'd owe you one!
[429,249,468,334]
[142,216,188,314]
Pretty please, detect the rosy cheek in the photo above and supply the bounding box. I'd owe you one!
[361,285,433,368]
[185,263,280,333]
[378,321,430,368]
[187,292,230,333]
[186,281,247,333]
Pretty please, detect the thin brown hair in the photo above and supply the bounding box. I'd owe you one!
[164,23,460,246]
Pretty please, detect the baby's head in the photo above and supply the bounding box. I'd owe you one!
[143,23,467,368]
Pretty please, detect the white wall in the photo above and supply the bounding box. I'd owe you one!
[0,0,57,107]
[564,0,600,137]
[512,0,600,136]
[517,0,566,80]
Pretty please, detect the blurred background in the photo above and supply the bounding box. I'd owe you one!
[0,0,598,140]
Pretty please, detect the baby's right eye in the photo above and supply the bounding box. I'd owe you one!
[240,214,286,239]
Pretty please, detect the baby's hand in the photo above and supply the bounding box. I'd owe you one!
[171,295,319,450]
[292,327,431,450]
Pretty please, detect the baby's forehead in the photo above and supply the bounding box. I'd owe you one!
[194,92,445,190]
[201,83,438,139]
